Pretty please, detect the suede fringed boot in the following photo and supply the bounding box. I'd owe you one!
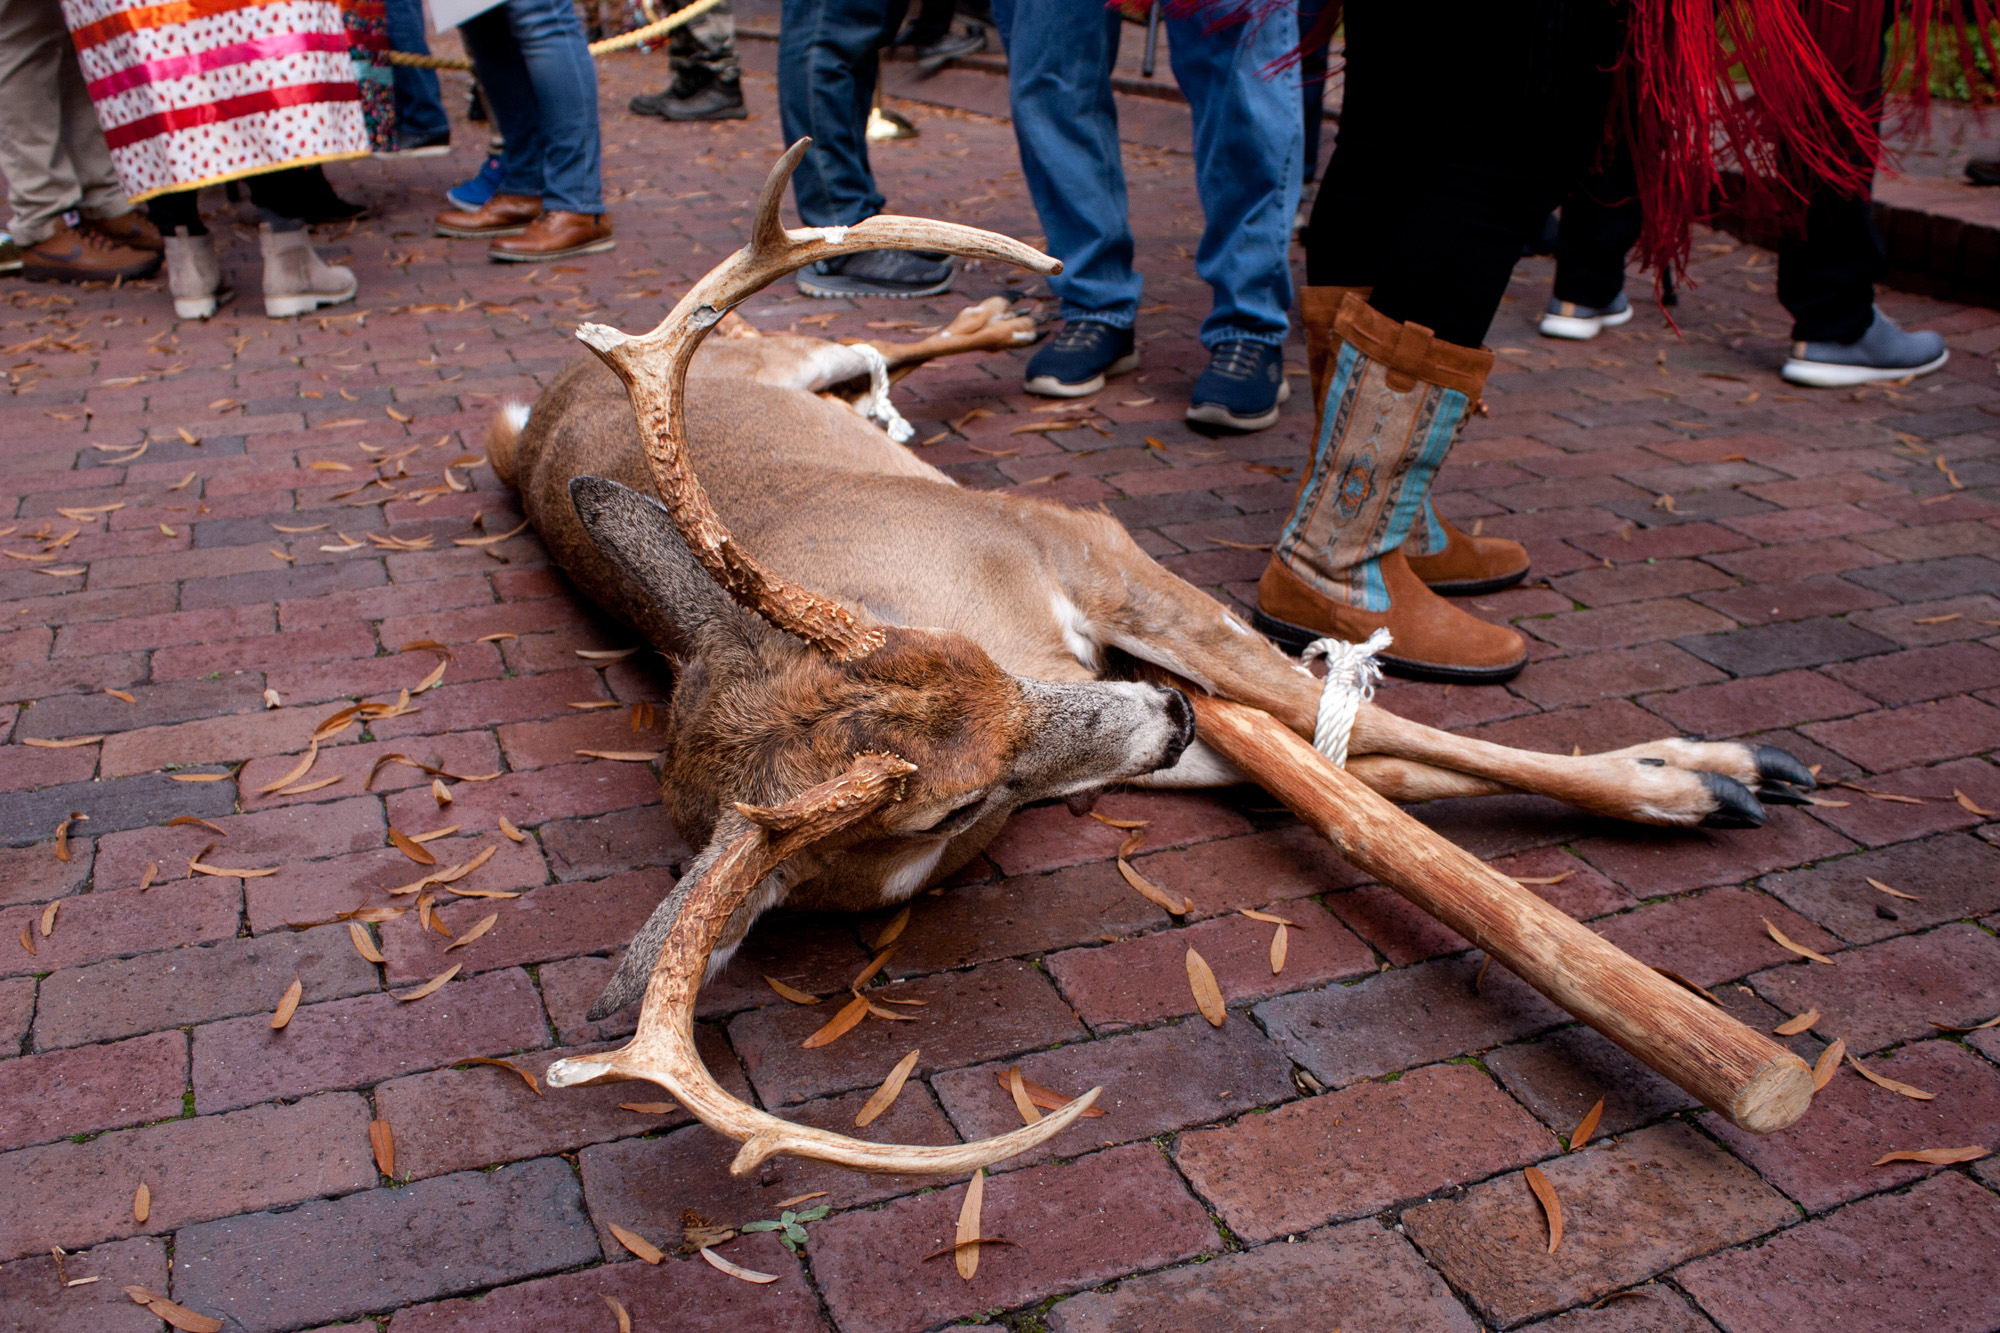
[1256,292,1528,683]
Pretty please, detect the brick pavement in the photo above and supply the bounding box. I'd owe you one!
[3,40,1999,1333]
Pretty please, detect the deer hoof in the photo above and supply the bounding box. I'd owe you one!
[1753,745,1817,794]
[1698,773,1767,829]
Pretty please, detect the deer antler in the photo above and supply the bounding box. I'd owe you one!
[545,752,1103,1175]
[575,138,1062,662]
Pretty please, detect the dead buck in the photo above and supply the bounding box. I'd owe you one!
[500,144,1815,1176]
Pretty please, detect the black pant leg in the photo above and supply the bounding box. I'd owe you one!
[1551,150,1642,309]
[147,189,203,236]
[1776,188,1885,344]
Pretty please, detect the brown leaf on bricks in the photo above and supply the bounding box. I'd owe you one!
[990,1070,1107,1118]
[855,1049,920,1127]
[1812,1037,1847,1091]
[575,647,639,662]
[407,824,459,844]
[388,827,438,865]
[369,1119,395,1176]
[391,963,461,1002]
[620,1102,680,1114]
[700,1247,779,1284]
[574,750,661,762]
[39,900,58,938]
[498,814,526,843]
[1930,1014,2000,1033]
[874,906,911,949]
[1186,948,1226,1027]
[1569,1098,1605,1151]
[1007,1065,1041,1126]
[776,1192,829,1209]
[123,1288,222,1333]
[1118,858,1189,915]
[133,1182,149,1224]
[602,1292,632,1333]
[338,905,408,923]
[956,1168,986,1280]
[851,945,898,992]
[1764,918,1836,965]
[443,912,498,952]
[764,976,821,1005]
[166,815,228,835]
[270,977,302,1029]
[1848,1055,1936,1100]
[1653,966,1722,1006]
[54,811,85,861]
[1773,1008,1821,1036]
[255,740,319,795]
[413,658,449,694]
[1117,830,1145,858]
[386,406,413,423]
[1474,955,1491,994]
[1267,923,1289,975]
[1512,871,1575,886]
[1873,1146,1989,1166]
[1867,877,1920,901]
[1524,1166,1563,1253]
[453,520,531,547]
[802,994,870,1049]
[923,1237,1018,1262]
[569,700,620,711]
[455,1057,542,1095]
[1239,908,1300,927]
[864,998,919,1022]
[349,921,385,963]
[104,688,135,703]
[308,460,353,471]
[138,862,158,892]
[278,775,341,795]
[22,735,102,748]
[1955,789,1998,817]
[170,773,228,783]
[17,921,32,957]
[188,847,276,879]
[1087,813,1150,830]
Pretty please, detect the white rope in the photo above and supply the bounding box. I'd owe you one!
[1299,628,1392,768]
[850,343,913,444]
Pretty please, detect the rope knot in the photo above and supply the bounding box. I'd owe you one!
[1300,627,1391,768]
[850,343,913,444]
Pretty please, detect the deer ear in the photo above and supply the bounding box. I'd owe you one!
[569,475,748,660]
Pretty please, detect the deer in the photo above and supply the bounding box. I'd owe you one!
[496,144,1817,1180]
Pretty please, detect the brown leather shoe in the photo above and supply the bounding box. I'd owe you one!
[1300,284,1372,434]
[20,219,161,283]
[488,210,614,262]
[1404,516,1530,595]
[1255,549,1527,684]
[85,211,164,253]
[435,193,543,239]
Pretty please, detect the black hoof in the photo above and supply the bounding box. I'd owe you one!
[1757,781,1816,806]
[1699,772,1768,829]
[1754,744,1816,793]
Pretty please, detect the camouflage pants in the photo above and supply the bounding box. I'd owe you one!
[671,0,737,83]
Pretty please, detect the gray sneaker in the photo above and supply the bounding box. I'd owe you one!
[1782,309,1948,387]
[1539,291,1631,340]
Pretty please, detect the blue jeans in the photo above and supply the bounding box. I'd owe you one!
[386,0,450,141]
[777,0,907,226]
[459,0,603,214]
[993,0,1301,348]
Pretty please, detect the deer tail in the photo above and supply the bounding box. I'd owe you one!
[485,401,531,488]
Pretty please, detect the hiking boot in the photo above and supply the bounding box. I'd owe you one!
[797,248,953,299]
[86,211,163,253]
[0,237,20,275]
[1187,337,1290,432]
[913,23,986,71]
[165,227,232,320]
[1781,309,1949,387]
[488,210,614,261]
[20,218,160,282]
[377,130,452,158]
[631,74,746,121]
[435,192,542,238]
[259,223,357,318]
[1539,291,1632,340]
[1023,319,1137,397]
[447,156,506,210]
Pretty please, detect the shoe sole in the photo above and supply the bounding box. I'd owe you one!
[375,145,453,159]
[659,107,749,121]
[489,236,616,262]
[1780,348,1949,388]
[173,286,234,320]
[1417,564,1530,597]
[1251,607,1527,684]
[1538,306,1632,340]
[1186,377,1292,432]
[435,223,533,239]
[21,260,160,283]
[265,282,358,319]
[1024,350,1141,398]
[796,272,954,299]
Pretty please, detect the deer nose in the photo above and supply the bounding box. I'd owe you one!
[1158,688,1195,767]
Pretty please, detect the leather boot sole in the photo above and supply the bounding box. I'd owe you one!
[1025,351,1140,398]
[488,236,616,262]
[436,221,534,239]
[1417,564,1530,597]
[1250,606,1527,684]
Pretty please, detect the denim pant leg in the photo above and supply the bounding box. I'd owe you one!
[1166,10,1299,348]
[459,6,548,198]
[503,0,603,213]
[386,0,451,141]
[777,0,900,227]
[993,0,1140,327]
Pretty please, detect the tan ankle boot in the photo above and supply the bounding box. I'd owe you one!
[1255,293,1527,683]
[259,224,356,318]
[165,228,231,320]
[1403,516,1530,595]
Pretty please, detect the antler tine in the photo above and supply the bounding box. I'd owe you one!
[545,753,1104,1176]
[575,137,1061,662]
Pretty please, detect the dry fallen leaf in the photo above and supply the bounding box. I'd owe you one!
[1769,1006,1821,1036]
[1239,908,1299,927]
[1118,858,1189,914]
[575,749,660,763]
[349,920,386,963]
[133,1182,149,1224]
[370,1119,395,1176]
[54,810,85,862]
[1569,1098,1605,1151]
[105,688,135,703]
[1867,877,1919,901]
[609,1222,665,1264]
[801,994,869,1049]
[1008,1065,1041,1126]
[138,862,158,892]
[701,1247,780,1284]
[1848,1055,1936,1100]
[124,1287,223,1333]
[1524,1166,1563,1253]
[269,977,302,1029]
[863,997,919,1022]
[575,647,639,662]
[388,827,438,865]
[851,944,897,991]
[1512,871,1575,886]
[602,1292,632,1333]
[1872,1145,1989,1166]
[391,963,461,1001]
[431,778,453,806]
[1088,813,1150,830]
[498,814,526,843]
[1955,788,1997,817]
[1813,1037,1847,1091]
[765,975,821,1005]
[620,1102,679,1114]
[856,1048,921,1127]
[443,912,498,952]
[1764,918,1835,965]
[39,900,58,938]
[255,740,319,794]
[1269,923,1289,975]
[874,906,911,949]
[23,735,102,748]
[1929,1014,2000,1033]
[956,1169,985,1281]
[1186,947,1226,1027]
[17,922,32,957]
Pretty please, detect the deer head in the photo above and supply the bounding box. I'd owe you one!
[544,142,1194,1177]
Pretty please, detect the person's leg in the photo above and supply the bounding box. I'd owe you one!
[148,192,205,237]
[0,0,84,247]
[496,0,602,215]
[1777,188,1884,345]
[634,0,743,119]
[386,0,452,145]
[246,169,358,316]
[457,2,551,203]
[778,0,897,226]
[1550,153,1641,310]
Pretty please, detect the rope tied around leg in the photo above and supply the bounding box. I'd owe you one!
[1299,628,1391,768]
[850,343,913,444]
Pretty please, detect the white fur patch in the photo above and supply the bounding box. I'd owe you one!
[882,840,950,902]
[503,401,530,433]
[1050,592,1103,671]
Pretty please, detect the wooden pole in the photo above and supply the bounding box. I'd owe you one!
[1189,692,1813,1133]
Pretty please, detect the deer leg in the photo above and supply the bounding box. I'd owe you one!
[870,296,1038,376]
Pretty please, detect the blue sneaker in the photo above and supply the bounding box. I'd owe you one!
[1539,291,1632,340]
[1187,338,1289,432]
[1023,319,1138,397]
[1782,309,1949,387]
[446,156,504,211]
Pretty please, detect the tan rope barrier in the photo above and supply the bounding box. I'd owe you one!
[386,0,725,71]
